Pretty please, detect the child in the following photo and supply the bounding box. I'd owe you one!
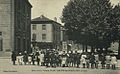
[94,53,99,69]
[111,55,117,70]
[81,56,86,68]
[40,52,44,66]
[28,54,32,65]
[17,53,23,65]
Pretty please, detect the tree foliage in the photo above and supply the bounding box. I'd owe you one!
[108,4,120,41]
[62,0,113,50]
[108,4,120,57]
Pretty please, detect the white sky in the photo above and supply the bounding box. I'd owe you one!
[29,0,120,25]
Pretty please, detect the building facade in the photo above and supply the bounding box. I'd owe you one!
[31,15,61,50]
[0,0,32,54]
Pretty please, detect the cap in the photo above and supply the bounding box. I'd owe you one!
[68,51,71,53]
[19,53,22,55]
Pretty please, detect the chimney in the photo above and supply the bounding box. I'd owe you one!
[40,15,44,18]
[54,17,57,22]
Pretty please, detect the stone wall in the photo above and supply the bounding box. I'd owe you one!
[0,0,14,52]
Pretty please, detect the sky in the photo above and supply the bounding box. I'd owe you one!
[29,0,120,25]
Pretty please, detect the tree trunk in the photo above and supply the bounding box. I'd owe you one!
[85,45,88,52]
[82,44,85,52]
[100,48,103,54]
[96,48,98,52]
[91,46,94,53]
[77,44,80,50]
[105,47,108,55]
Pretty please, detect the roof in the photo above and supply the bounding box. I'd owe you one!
[26,0,32,8]
[31,15,61,26]
[32,15,52,22]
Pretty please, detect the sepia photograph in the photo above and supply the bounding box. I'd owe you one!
[0,0,120,74]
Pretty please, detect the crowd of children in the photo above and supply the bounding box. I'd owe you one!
[11,49,118,70]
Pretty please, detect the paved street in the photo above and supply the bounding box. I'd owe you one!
[0,57,120,74]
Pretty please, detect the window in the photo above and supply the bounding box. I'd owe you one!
[32,33,36,40]
[32,24,36,30]
[42,34,46,40]
[42,24,46,30]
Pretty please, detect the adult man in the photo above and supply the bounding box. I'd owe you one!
[58,53,62,67]
[106,53,111,69]
[73,51,78,67]
[101,53,106,69]
[11,51,16,65]
[23,51,28,65]
[50,50,56,67]
[69,51,74,67]
[86,55,90,68]
[94,53,99,69]
[36,56,40,65]
[76,52,81,68]
[35,51,40,66]
[90,53,95,69]
[44,49,50,67]
[31,53,35,65]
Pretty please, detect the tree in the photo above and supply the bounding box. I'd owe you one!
[62,0,113,53]
[108,4,120,57]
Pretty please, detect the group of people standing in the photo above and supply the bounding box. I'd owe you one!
[11,49,118,70]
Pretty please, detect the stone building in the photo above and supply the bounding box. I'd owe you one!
[31,15,61,50]
[0,0,32,54]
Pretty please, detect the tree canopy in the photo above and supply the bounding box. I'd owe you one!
[108,4,120,57]
[62,0,117,52]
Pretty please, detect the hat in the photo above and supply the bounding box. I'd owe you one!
[29,53,33,55]
[68,51,71,53]
[75,51,77,53]
[52,49,55,51]
[73,51,75,53]
[24,51,27,53]
[47,49,49,50]
[19,53,22,55]
[65,51,67,53]
[77,50,81,53]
